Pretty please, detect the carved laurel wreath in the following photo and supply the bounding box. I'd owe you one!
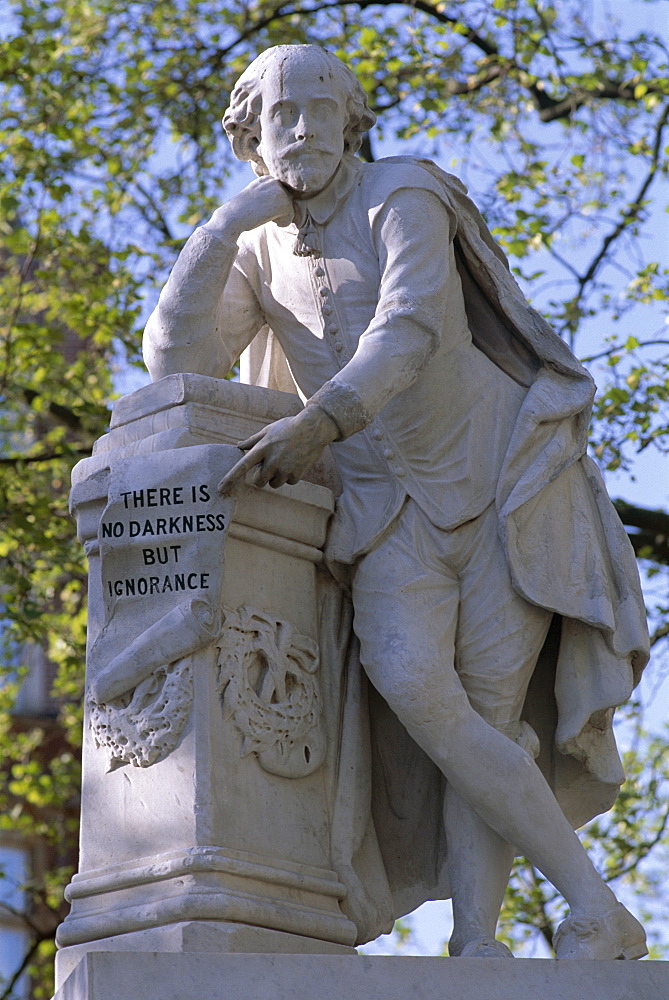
[216,605,322,766]
[88,605,323,776]
[89,658,192,770]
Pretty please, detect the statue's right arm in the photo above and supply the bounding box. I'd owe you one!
[143,178,293,381]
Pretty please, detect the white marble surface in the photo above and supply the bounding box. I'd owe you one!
[137,43,651,960]
[57,377,363,984]
[53,953,669,1000]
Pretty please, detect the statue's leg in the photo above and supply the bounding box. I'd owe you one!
[443,784,515,956]
[444,508,552,955]
[352,501,644,959]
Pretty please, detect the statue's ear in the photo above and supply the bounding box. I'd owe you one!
[236,132,267,175]
[245,133,266,164]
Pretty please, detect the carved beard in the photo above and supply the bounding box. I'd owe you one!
[265,147,341,197]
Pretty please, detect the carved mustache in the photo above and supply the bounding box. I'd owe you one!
[279,143,335,158]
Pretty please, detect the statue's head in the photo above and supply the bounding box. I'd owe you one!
[223,45,376,195]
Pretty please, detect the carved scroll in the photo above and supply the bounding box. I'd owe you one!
[88,598,219,770]
[88,443,236,771]
[90,598,219,704]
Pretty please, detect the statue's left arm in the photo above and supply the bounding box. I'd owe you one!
[220,185,456,492]
[308,186,455,436]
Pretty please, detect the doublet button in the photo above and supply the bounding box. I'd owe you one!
[322,304,333,315]
[371,428,383,440]
[334,343,344,353]
[327,325,338,335]
[314,267,325,277]
[394,467,406,477]
[383,448,395,460]
[319,287,329,297]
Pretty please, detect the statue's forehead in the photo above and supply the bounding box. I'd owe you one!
[258,51,339,96]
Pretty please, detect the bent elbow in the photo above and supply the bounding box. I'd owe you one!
[142,311,228,382]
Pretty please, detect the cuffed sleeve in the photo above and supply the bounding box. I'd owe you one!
[307,381,370,439]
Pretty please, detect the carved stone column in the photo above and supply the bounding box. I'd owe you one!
[55,376,356,989]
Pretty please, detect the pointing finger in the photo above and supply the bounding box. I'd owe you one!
[218,447,265,495]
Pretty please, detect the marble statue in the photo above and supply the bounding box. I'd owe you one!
[142,44,650,960]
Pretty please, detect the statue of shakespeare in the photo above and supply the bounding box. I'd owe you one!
[143,44,650,960]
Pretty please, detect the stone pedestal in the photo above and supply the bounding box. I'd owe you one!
[56,376,355,990]
[55,374,668,999]
[53,952,669,1000]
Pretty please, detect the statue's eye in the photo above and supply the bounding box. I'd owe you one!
[271,102,297,126]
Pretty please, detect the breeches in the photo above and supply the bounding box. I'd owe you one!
[351,500,553,743]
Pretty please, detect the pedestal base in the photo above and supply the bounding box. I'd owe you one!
[53,953,668,1000]
[55,921,353,986]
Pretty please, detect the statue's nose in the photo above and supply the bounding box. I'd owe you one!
[295,113,314,140]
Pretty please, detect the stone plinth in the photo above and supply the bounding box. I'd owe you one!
[56,376,355,990]
[53,952,669,1000]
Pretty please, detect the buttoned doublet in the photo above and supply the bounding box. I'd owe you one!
[145,155,526,564]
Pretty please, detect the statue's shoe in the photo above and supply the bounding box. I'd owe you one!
[459,938,514,958]
[553,903,647,960]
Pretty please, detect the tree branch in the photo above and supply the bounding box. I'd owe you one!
[614,501,669,535]
[20,389,96,433]
[200,1,667,132]
[0,447,91,467]
[579,106,668,288]
[131,179,176,243]
[533,80,664,124]
[556,104,669,338]
[650,622,669,647]
[406,2,667,121]
[0,931,49,1000]
[614,500,669,565]
[604,798,669,883]
[581,340,669,363]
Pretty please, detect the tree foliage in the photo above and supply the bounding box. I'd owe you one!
[0,0,667,992]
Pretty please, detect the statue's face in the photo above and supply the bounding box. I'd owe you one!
[256,53,347,196]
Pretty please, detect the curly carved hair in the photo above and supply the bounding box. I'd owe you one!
[222,45,376,175]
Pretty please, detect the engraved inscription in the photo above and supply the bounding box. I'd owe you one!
[90,445,235,770]
[100,481,226,609]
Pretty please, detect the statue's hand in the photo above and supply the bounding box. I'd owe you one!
[207,177,295,238]
[218,406,339,494]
